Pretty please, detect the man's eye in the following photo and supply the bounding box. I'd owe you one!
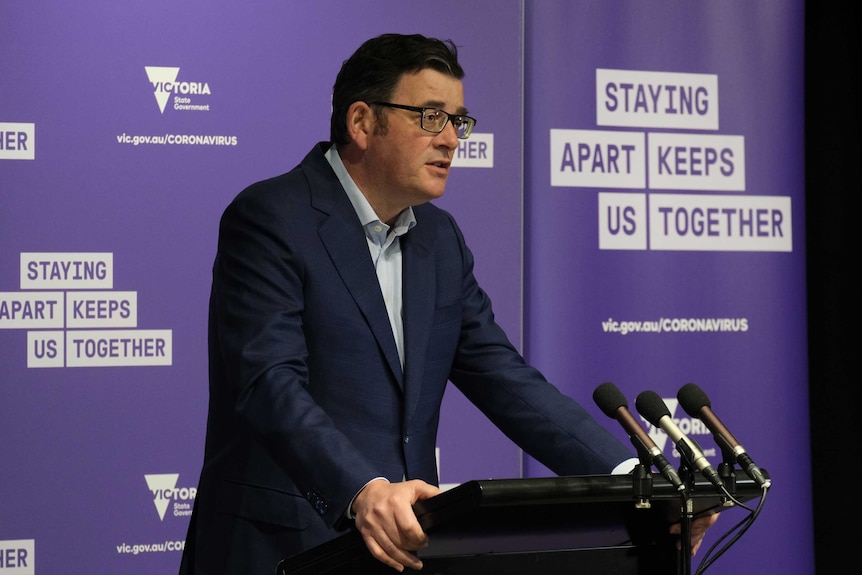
[425,110,444,122]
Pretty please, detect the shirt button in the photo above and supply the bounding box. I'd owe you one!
[374,224,383,232]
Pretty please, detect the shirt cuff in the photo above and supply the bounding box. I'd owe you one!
[346,477,390,519]
[611,457,641,475]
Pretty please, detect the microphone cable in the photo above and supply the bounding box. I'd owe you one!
[693,482,770,575]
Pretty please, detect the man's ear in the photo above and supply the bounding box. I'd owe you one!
[346,101,375,150]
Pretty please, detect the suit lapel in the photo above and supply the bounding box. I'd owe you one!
[401,222,436,420]
[306,145,405,389]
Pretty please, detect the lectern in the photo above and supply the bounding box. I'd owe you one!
[277,471,765,575]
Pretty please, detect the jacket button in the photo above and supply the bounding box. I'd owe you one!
[403,435,410,444]
[305,490,328,515]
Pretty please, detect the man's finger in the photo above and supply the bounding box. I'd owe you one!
[361,529,419,572]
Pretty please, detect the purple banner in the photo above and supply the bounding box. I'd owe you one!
[1,2,522,573]
[2,1,812,573]
[524,1,810,573]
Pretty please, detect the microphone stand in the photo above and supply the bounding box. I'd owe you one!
[630,440,654,509]
[677,463,695,575]
[716,439,738,504]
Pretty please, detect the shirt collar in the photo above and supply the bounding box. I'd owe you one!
[324,144,416,237]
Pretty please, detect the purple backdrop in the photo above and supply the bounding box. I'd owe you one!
[1,2,522,573]
[1,1,811,574]
[523,2,811,573]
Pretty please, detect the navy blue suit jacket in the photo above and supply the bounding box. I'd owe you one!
[179,142,633,574]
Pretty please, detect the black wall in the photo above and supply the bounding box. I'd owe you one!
[806,3,858,572]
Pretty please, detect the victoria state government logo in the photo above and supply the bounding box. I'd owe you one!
[145,473,196,521]
[144,66,212,114]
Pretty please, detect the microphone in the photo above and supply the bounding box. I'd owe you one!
[678,382,770,488]
[593,382,684,490]
[635,390,725,491]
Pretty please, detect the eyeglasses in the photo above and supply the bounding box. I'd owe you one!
[370,102,477,140]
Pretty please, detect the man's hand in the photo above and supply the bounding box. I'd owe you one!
[351,479,442,572]
[669,512,720,556]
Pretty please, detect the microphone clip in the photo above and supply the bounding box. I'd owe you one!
[717,461,737,506]
[631,463,653,508]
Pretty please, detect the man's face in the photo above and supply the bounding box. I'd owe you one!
[366,69,466,214]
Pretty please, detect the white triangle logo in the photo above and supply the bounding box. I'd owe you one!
[145,66,180,113]
[145,473,179,521]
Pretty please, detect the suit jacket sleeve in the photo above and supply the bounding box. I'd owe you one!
[435,211,635,475]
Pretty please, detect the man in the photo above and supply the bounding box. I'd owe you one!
[179,33,716,574]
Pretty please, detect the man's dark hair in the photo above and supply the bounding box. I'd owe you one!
[330,33,465,145]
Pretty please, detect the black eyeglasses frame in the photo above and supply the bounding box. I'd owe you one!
[369,101,476,139]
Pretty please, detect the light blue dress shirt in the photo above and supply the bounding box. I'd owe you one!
[325,144,416,368]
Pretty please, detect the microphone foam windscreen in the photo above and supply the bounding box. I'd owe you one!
[635,390,672,426]
[677,382,711,416]
[593,381,627,418]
